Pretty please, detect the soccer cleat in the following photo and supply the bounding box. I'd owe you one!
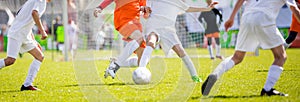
[20,85,40,91]
[210,57,215,60]
[104,58,120,79]
[201,74,217,96]
[216,56,224,60]
[260,88,288,96]
[192,76,202,83]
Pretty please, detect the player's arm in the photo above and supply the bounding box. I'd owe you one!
[139,0,151,19]
[94,0,113,17]
[290,6,300,23]
[186,1,218,12]
[213,8,223,22]
[224,0,245,32]
[32,10,47,40]
[198,14,203,23]
[289,0,300,23]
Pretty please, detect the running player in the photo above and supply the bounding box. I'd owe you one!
[284,0,300,48]
[202,0,300,96]
[138,0,218,83]
[0,0,51,91]
[199,0,223,60]
[94,0,151,79]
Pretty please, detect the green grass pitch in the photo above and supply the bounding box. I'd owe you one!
[0,48,299,102]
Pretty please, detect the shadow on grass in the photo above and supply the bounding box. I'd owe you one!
[257,69,298,72]
[191,95,261,100]
[64,82,135,87]
[0,90,20,93]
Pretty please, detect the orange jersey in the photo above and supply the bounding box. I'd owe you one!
[290,0,300,32]
[98,0,146,30]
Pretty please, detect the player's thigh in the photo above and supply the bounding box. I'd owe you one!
[235,24,259,52]
[119,20,143,40]
[159,30,181,55]
[28,46,44,61]
[22,40,44,61]
[7,38,22,59]
[256,25,285,49]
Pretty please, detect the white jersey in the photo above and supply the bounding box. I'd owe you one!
[243,0,297,25]
[146,0,189,29]
[235,0,297,51]
[8,0,47,40]
[144,0,190,55]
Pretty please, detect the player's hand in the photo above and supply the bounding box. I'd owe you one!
[141,6,152,19]
[41,31,48,40]
[208,1,218,9]
[94,8,102,17]
[224,19,234,32]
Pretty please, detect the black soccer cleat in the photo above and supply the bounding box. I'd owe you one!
[260,88,288,96]
[201,74,217,96]
[21,85,40,91]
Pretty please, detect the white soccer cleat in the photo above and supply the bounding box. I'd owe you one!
[104,58,120,79]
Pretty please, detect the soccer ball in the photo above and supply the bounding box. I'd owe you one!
[132,67,151,85]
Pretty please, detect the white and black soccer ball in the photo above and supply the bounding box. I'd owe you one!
[132,67,151,85]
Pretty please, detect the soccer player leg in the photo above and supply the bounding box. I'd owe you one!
[22,42,44,91]
[214,32,223,60]
[172,44,201,83]
[105,22,143,78]
[139,32,157,68]
[206,34,214,59]
[116,30,144,65]
[0,38,22,69]
[262,45,288,96]
[116,57,138,67]
[202,51,244,96]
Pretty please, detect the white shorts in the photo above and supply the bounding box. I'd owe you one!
[235,12,285,52]
[144,27,181,55]
[7,37,37,59]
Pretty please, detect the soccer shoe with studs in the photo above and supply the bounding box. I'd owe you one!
[260,88,288,96]
[201,74,217,96]
[104,58,120,79]
[192,76,202,83]
[20,85,40,91]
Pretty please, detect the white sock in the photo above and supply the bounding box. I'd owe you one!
[208,45,214,58]
[24,59,42,87]
[181,55,198,76]
[263,65,283,91]
[118,57,138,67]
[0,59,5,69]
[139,46,153,67]
[216,44,221,56]
[212,57,235,78]
[115,40,139,65]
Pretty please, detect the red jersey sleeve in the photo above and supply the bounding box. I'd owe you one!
[98,0,114,10]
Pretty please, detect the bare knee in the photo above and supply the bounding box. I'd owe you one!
[129,30,144,45]
[4,57,16,66]
[232,51,246,65]
[146,41,156,49]
[271,45,287,66]
[172,44,186,57]
[146,32,158,49]
[35,56,44,62]
[273,52,287,66]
